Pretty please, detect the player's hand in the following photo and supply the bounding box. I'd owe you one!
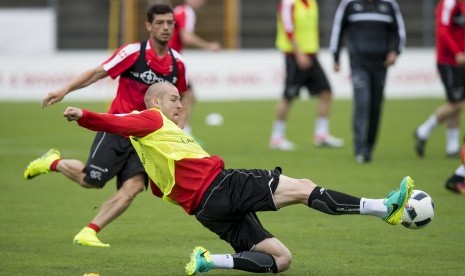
[63,106,83,121]
[333,62,340,72]
[455,52,465,66]
[208,42,221,52]
[295,51,312,70]
[42,90,66,108]
[384,51,398,67]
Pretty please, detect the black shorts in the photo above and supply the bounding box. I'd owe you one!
[194,167,281,252]
[83,132,148,189]
[283,54,331,100]
[437,64,465,103]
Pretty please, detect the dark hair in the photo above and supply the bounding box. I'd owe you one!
[146,4,173,23]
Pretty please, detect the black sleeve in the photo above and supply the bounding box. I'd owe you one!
[329,0,350,63]
[388,1,406,54]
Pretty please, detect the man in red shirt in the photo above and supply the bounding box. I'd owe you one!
[168,0,220,136]
[63,82,414,275]
[23,4,187,248]
[414,0,465,158]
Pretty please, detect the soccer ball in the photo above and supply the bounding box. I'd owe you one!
[205,112,224,126]
[401,190,435,229]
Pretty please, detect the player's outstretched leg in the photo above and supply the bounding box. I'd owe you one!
[73,227,110,248]
[185,246,214,275]
[24,149,61,180]
[383,176,415,225]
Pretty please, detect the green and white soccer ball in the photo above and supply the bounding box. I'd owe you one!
[401,190,435,229]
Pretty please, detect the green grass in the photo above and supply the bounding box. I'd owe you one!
[1,98,464,275]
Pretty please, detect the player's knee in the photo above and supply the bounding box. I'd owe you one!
[275,249,292,272]
[122,182,144,196]
[450,101,464,111]
[298,178,317,189]
[120,175,146,195]
[319,90,332,100]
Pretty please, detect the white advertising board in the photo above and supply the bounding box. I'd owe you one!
[0,48,443,102]
[0,8,56,54]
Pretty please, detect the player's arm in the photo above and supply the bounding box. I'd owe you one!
[329,1,349,72]
[64,107,163,137]
[384,2,405,67]
[439,22,465,65]
[180,28,220,51]
[42,65,108,108]
[280,1,311,69]
[437,5,465,65]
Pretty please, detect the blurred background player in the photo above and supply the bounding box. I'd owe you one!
[445,135,465,194]
[269,0,344,151]
[329,0,406,163]
[414,0,465,158]
[23,4,187,247]
[169,0,221,136]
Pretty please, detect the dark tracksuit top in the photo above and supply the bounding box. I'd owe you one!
[329,0,406,68]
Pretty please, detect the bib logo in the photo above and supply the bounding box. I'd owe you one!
[140,70,158,84]
[138,69,177,85]
[181,137,195,144]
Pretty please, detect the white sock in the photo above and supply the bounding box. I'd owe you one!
[446,128,460,154]
[455,165,465,177]
[417,115,438,139]
[360,198,387,218]
[183,124,192,136]
[271,120,286,139]
[210,254,234,269]
[314,117,329,137]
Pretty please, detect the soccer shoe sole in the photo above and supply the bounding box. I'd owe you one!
[385,176,415,225]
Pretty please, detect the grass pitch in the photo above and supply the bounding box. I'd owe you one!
[0,99,464,275]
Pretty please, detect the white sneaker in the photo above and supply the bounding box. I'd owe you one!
[313,135,344,148]
[269,137,296,151]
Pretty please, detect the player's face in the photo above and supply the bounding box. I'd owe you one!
[158,90,182,123]
[146,13,174,45]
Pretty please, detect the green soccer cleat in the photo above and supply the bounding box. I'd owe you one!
[23,149,61,180]
[73,227,110,248]
[185,246,214,275]
[383,176,415,225]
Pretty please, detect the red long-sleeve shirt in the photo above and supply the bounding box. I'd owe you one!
[77,109,224,214]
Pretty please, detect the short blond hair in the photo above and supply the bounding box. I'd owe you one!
[144,82,178,107]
